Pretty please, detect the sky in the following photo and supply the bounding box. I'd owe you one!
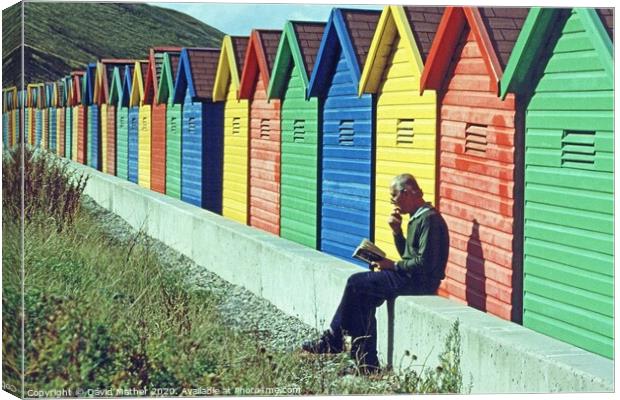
[151,2,383,36]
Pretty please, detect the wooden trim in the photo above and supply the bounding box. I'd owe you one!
[420,7,466,94]
[464,7,502,95]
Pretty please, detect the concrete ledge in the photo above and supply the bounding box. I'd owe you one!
[70,162,614,393]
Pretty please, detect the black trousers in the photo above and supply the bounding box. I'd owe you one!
[330,270,438,363]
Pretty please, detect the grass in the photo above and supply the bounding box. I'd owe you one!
[2,146,468,395]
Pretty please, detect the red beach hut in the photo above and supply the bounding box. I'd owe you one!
[420,7,529,321]
[238,29,283,235]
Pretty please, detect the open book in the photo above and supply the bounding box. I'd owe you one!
[352,239,386,264]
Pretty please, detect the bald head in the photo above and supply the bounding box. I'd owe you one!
[390,173,423,196]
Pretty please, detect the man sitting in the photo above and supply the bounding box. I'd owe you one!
[302,173,450,373]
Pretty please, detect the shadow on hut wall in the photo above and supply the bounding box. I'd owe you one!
[465,219,486,311]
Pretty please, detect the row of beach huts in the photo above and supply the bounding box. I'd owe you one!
[2,6,613,359]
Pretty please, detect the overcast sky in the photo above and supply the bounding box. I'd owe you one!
[151,2,384,36]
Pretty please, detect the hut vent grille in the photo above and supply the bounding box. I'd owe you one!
[465,123,488,156]
[232,117,241,135]
[260,119,270,139]
[339,120,354,146]
[396,119,414,145]
[562,130,596,169]
[293,119,305,143]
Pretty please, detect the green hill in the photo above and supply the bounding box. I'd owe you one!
[2,2,225,87]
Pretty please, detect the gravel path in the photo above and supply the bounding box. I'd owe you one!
[82,196,319,353]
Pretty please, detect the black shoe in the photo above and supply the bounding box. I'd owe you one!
[302,330,343,354]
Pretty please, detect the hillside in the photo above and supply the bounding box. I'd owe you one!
[2,2,225,87]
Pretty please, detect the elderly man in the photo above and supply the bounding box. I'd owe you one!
[302,173,449,373]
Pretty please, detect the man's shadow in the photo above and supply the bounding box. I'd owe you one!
[466,219,486,311]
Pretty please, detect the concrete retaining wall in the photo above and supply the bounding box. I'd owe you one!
[71,162,613,393]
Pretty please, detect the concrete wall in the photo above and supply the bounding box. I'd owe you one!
[71,162,613,393]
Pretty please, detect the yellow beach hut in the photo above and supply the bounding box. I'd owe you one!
[213,35,250,225]
[358,5,444,259]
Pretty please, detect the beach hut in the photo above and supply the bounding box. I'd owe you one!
[3,87,16,148]
[173,48,225,212]
[214,35,250,224]
[238,29,283,235]
[63,76,73,159]
[500,8,613,358]
[156,51,183,198]
[56,79,66,157]
[419,7,529,321]
[358,6,444,260]
[2,89,8,148]
[71,71,86,163]
[18,89,26,146]
[128,60,148,184]
[116,64,135,180]
[34,84,45,148]
[24,86,32,146]
[308,8,381,265]
[267,21,326,249]
[137,58,152,189]
[94,61,109,172]
[25,84,38,146]
[41,82,52,150]
[145,47,181,193]
[5,86,20,148]
[48,82,58,153]
[84,63,101,169]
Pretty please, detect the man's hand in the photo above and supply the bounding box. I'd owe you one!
[371,258,396,271]
[388,207,403,235]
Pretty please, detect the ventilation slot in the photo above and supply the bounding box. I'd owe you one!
[396,119,414,145]
[465,124,488,156]
[293,119,305,143]
[188,117,196,136]
[562,130,595,168]
[260,119,270,139]
[339,120,354,146]
[232,117,241,135]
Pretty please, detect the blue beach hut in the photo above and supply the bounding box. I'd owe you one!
[173,48,224,212]
[308,9,381,265]
[84,62,101,169]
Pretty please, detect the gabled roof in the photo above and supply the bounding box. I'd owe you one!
[144,46,182,105]
[213,35,249,101]
[48,82,58,108]
[119,64,135,107]
[83,62,98,105]
[43,82,52,108]
[70,72,84,106]
[238,29,282,99]
[308,8,381,98]
[420,7,528,95]
[129,60,148,107]
[63,76,73,106]
[156,51,182,104]
[500,7,613,98]
[173,47,221,103]
[18,89,26,108]
[267,21,326,100]
[359,5,444,96]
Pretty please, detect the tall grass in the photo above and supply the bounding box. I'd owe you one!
[2,145,88,231]
[2,148,467,395]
